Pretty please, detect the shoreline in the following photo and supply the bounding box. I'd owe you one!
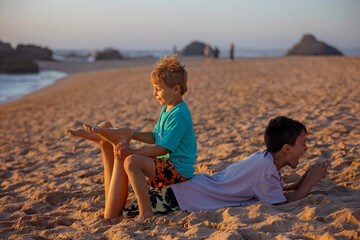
[37,56,205,74]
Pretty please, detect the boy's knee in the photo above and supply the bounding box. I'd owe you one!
[98,120,113,128]
[124,155,139,172]
[102,121,113,128]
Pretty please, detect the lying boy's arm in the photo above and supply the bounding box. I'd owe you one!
[283,165,313,191]
[286,160,330,203]
[132,131,156,144]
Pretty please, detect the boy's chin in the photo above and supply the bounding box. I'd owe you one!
[290,161,299,169]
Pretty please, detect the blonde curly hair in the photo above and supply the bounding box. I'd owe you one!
[151,54,187,95]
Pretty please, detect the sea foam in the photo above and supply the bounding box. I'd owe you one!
[0,70,67,103]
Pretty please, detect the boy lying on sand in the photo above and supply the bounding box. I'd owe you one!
[122,116,330,216]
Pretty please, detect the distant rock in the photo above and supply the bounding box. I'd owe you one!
[182,41,212,56]
[16,44,53,60]
[0,41,18,58]
[95,48,123,60]
[286,34,343,56]
[0,57,39,74]
[0,40,40,74]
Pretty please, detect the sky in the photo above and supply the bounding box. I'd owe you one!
[1,0,359,51]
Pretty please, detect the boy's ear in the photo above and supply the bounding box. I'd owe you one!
[174,84,181,93]
[281,144,291,154]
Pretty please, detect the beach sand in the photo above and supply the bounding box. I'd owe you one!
[0,57,359,239]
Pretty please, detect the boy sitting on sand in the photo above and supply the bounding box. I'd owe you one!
[122,116,330,216]
[66,54,197,220]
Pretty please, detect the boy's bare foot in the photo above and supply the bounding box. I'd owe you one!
[135,213,154,222]
[66,128,102,142]
[83,124,132,146]
[66,121,113,143]
[103,214,124,223]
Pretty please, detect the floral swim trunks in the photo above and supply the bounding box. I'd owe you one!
[148,157,190,189]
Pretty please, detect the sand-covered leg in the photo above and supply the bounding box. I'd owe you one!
[83,124,132,146]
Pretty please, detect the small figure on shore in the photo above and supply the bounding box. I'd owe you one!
[229,43,234,61]
[204,44,211,63]
[213,46,219,62]
[66,54,197,221]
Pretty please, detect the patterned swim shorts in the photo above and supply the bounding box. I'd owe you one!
[148,157,190,189]
[123,186,180,218]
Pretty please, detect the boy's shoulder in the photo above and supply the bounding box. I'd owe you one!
[166,101,190,116]
[245,151,278,172]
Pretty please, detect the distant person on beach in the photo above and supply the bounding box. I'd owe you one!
[213,46,219,62]
[204,44,211,63]
[122,116,330,217]
[66,54,197,221]
[230,43,234,60]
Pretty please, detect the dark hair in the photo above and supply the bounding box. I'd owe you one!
[265,116,307,153]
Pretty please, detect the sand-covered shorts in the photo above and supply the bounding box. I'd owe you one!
[148,157,189,189]
[123,186,180,218]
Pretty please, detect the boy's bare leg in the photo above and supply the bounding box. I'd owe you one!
[66,121,115,203]
[123,154,156,221]
[83,124,132,147]
[104,154,129,219]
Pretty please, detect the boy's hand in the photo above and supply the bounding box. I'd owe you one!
[114,145,134,160]
[305,160,330,185]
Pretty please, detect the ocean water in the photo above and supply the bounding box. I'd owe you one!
[53,47,360,62]
[0,70,67,103]
[52,49,286,62]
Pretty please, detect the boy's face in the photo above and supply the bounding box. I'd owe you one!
[152,79,179,106]
[287,130,308,168]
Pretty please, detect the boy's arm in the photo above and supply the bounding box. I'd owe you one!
[132,131,156,144]
[116,145,170,159]
[134,145,169,158]
[283,165,313,191]
[286,160,330,203]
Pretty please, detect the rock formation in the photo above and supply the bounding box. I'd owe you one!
[0,41,40,73]
[95,48,123,60]
[286,34,343,56]
[0,41,18,58]
[182,41,212,56]
[0,57,39,73]
[16,44,53,60]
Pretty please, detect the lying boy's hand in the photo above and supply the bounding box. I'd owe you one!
[306,161,330,185]
[114,145,134,160]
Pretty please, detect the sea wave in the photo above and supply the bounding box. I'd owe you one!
[0,70,67,103]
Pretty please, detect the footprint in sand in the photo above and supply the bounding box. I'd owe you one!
[34,191,69,205]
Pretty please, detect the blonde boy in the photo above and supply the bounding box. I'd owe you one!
[68,54,197,220]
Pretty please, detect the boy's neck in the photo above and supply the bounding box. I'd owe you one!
[270,152,287,170]
[166,98,183,112]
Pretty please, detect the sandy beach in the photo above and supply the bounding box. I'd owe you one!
[0,56,359,239]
